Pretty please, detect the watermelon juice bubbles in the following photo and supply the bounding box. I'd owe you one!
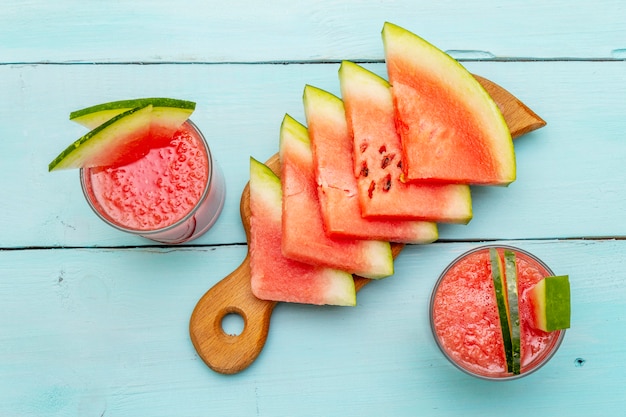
[429,245,565,380]
[80,120,225,244]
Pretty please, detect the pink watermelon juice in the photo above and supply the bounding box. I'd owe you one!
[81,121,225,243]
[430,246,565,380]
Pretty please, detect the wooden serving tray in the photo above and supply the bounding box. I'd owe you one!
[189,75,546,374]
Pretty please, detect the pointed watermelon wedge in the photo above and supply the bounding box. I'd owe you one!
[382,22,515,186]
[280,115,394,279]
[338,61,472,223]
[70,97,196,147]
[249,157,356,306]
[300,87,438,244]
[48,105,153,171]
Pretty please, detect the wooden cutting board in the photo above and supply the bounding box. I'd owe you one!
[189,75,547,374]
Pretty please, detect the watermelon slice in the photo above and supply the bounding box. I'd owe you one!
[528,275,571,332]
[504,250,521,375]
[338,61,472,223]
[248,157,356,306]
[301,86,439,244]
[489,248,514,373]
[279,115,394,279]
[70,97,196,148]
[382,22,515,186]
[48,105,153,171]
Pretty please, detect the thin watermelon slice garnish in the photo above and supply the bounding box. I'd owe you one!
[48,105,154,171]
[70,97,196,129]
[489,248,514,373]
[49,97,197,171]
[504,250,521,375]
[529,275,571,332]
[71,97,196,150]
[382,22,516,186]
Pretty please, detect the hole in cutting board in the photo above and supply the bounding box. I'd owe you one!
[221,312,245,336]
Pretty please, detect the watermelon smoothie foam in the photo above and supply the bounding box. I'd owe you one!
[80,120,225,244]
[430,245,565,380]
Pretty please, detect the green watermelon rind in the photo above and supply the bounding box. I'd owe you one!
[528,275,571,332]
[70,97,196,129]
[48,105,153,171]
[382,22,515,186]
[248,157,357,306]
[489,248,514,373]
[249,156,283,218]
[339,60,390,91]
[504,250,521,375]
[279,114,310,164]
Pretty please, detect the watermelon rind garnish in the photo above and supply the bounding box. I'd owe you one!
[504,250,521,375]
[489,248,514,373]
[70,97,196,129]
[248,157,357,306]
[529,275,571,332]
[48,105,153,171]
[382,22,515,186]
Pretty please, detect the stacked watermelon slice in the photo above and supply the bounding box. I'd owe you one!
[249,23,518,306]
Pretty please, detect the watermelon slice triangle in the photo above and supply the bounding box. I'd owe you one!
[382,22,516,186]
[300,86,439,244]
[248,157,356,306]
[279,115,394,279]
[339,61,472,223]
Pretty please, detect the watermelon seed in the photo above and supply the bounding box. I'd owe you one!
[360,142,368,153]
[383,174,392,192]
[378,145,386,153]
[381,153,395,169]
[368,181,375,198]
[360,161,369,177]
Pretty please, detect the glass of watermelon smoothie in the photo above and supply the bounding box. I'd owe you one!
[429,245,566,380]
[80,120,225,244]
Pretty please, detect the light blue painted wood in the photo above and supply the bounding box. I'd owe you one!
[0,240,623,416]
[1,2,624,416]
[1,61,625,247]
[0,0,624,63]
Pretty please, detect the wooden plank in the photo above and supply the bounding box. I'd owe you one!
[0,1,625,63]
[3,61,625,248]
[0,240,623,415]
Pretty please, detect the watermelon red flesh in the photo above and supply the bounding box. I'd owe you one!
[248,157,356,306]
[279,115,394,279]
[382,22,515,186]
[339,61,472,223]
[302,86,438,244]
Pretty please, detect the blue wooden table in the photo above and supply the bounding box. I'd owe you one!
[2,1,625,415]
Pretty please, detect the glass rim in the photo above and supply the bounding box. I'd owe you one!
[79,119,216,237]
[429,244,566,381]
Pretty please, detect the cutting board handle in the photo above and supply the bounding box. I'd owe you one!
[189,75,546,375]
[189,253,277,374]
